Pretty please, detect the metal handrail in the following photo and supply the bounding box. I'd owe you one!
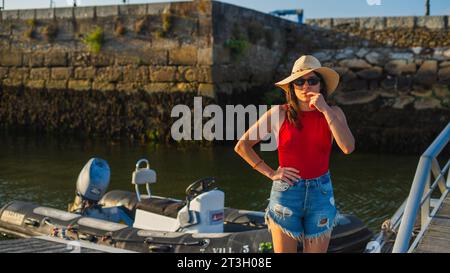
[392,122,450,253]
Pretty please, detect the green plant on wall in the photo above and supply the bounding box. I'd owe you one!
[224,38,249,61]
[225,23,250,61]
[82,26,104,54]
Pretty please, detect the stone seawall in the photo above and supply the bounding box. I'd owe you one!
[0,1,215,96]
[0,1,449,154]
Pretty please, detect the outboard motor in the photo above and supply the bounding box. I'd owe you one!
[76,158,111,201]
[68,158,111,213]
[68,158,133,226]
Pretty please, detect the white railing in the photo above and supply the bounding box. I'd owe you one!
[392,122,450,253]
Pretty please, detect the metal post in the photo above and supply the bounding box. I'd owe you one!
[392,157,431,253]
[296,9,304,24]
[447,162,450,188]
[420,172,431,229]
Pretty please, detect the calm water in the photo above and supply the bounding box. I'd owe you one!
[0,133,421,234]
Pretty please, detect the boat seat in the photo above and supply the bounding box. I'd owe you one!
[135,197,186,219]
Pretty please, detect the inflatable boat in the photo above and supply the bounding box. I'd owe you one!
[0,158,373,253]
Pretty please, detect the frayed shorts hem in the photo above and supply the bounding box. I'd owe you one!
[265,209,304,241]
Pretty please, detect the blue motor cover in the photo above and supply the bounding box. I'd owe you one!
[76,158,110,201]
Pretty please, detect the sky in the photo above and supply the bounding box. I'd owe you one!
[2,0,450,20]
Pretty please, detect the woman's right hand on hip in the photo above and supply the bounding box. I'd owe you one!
[270,167,301,185]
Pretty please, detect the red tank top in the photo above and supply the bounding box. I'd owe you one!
[278,105,332,179]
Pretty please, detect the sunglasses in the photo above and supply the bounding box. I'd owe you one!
[293,77,320,87]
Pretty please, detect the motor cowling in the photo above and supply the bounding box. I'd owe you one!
[178,190,225,233]
[76,158,110,202]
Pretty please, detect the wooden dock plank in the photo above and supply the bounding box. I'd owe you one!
[0,238,104,253]
[414,193,450,253]
[0,236,135,253]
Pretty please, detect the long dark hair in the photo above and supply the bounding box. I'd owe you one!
[285,72,328,129]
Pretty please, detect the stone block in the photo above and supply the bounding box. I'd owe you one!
[385,60,416,76]
[91,53,115,67]
[119,4,147,16]
[74,66,96,79]
[116,82,138,93]
[23,53,45,67]
[54,7,74,19]
[417,16,446,29]
[51,67,72,80]
[359,17,386,30]
[333,18,358,27]
[169,46,198,65]
[74,7,95,19]
[147,3,170,15]
[25,80,45,89]
[0,50,22,66]
[123,66,149,83]
[92,81,115,92]
[197,47,213,65]
[44,50,67,66]
[339,58,372,69]
[438,66,450,83]
[30,68,50,80]
[2,78,23,87]
[8,68,29,81]
[357,67,383,80]
[96,67,122,82]
[96,5,119,17]
[35,8,55,20]
[68,80,91,91]
[46,80,67,90]
[143,83,172,93]
[414,97,442,110]
[139,49,167,65]
[386,16,416,28]
[150,66,176,82]
[0,67,8,79]
[415,60,438,85]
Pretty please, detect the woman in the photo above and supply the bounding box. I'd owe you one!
[234,55,355,253]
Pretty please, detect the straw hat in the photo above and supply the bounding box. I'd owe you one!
[275,55,340,95]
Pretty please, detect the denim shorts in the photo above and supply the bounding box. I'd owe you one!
[264,170,339,240]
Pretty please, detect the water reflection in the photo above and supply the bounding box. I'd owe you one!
[0,133,419,233]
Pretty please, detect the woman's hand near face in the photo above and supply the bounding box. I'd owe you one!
[306,92,330,113]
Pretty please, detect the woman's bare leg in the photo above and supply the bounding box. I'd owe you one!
[267,218,298,253]
[303,235,331,253]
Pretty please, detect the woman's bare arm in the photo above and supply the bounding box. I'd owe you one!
[323,106,355,154]
[234,105,300,183]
